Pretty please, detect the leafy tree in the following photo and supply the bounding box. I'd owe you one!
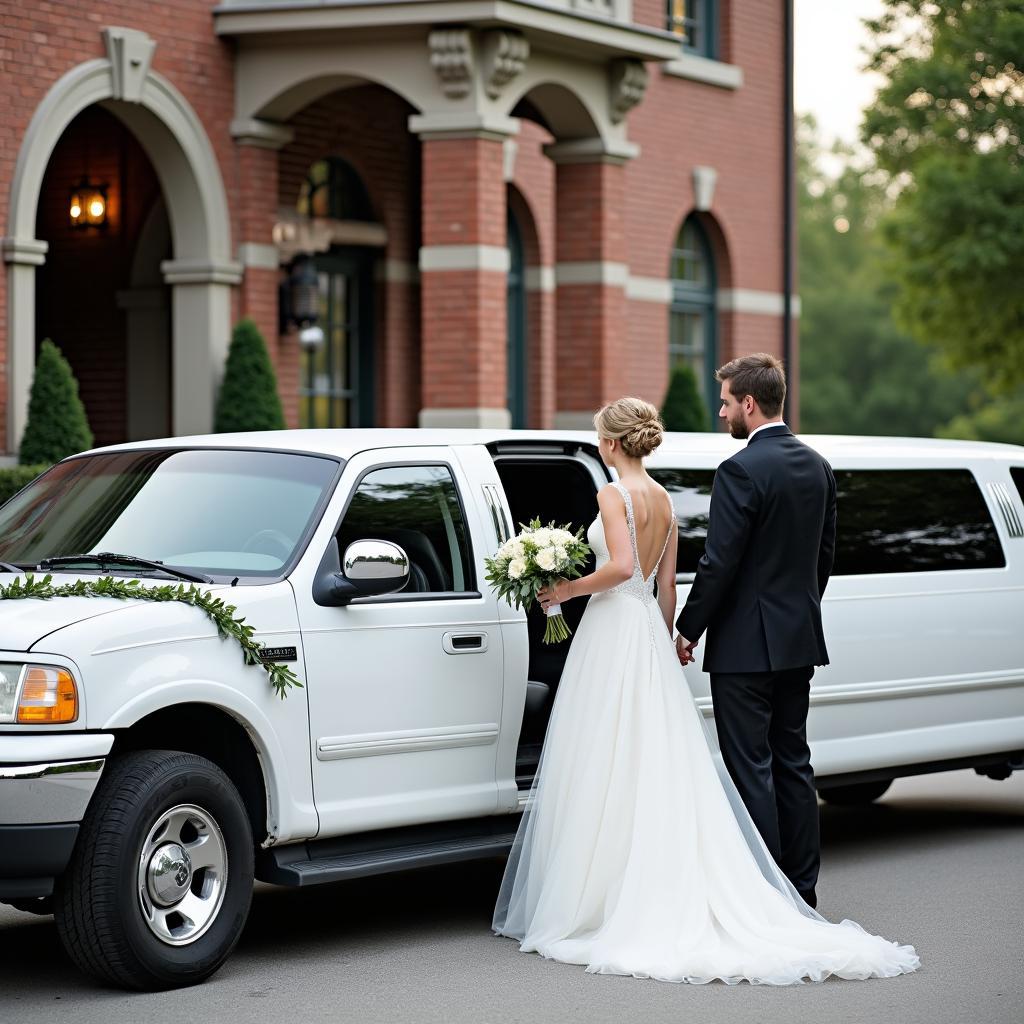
[214,319,286,433]
[938,391,1024,447]
[862,0,1024,390]
[661,363,710,431]
[18,339,94,465]
[797,117,978,437]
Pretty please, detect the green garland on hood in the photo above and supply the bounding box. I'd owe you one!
[0,573,301,699]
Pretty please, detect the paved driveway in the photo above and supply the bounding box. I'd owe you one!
[1,769,1022,1024]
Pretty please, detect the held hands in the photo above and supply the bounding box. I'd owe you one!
[538,578,572,611]
[675,634,697,667]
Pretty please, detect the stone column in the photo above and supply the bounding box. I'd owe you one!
[1,238,48,455]
[546,139,633,428]
[411,115,518,429]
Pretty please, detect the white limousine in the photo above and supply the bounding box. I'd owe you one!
[0,428,1021,989]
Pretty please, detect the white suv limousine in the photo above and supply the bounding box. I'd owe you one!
[1,429,1021,989]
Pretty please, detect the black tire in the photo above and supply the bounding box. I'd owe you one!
[818,779,893,805]
[54,750,254,991]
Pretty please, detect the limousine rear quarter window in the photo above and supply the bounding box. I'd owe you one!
[1011,468,1024,504]
[831,469,1005,575]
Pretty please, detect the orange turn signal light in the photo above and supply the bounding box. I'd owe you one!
[17,666,78,724]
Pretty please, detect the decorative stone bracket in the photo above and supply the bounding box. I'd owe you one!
[609,59,648,124]
[428,27,530,101]
[102,27,156,103]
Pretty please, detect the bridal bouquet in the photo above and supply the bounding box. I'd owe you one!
[484,520,590,643]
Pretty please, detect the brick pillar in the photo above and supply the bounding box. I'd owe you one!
[415,131,510,428]
[547,145,629,427]
[232,121,298,426]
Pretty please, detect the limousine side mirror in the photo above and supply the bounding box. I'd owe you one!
[313,538,410,607]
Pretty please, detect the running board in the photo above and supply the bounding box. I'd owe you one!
[257,816,520,887]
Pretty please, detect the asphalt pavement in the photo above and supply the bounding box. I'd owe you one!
[1,768,1022,1024]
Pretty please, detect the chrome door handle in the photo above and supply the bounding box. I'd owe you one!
[442,631,488,655]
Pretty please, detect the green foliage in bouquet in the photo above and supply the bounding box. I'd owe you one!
[214,319,286,433]
[19,339,94,466]
[484,519,591,643]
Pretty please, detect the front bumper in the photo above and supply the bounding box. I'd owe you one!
[0,732,113,898]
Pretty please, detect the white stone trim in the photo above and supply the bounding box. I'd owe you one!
[161,259,244,286]
[419,407,512,429]
[717,289,802,316]
[408,111,520,141]
[663,52,744,90]
[230,117,294,149]
[555,261,629,286]
[626,275,672,302]
[419,245,511,273]
[542,137,639,165]
[525,266,555,292]
[692,165,718,212]
[1,238,48,266]
[554,411,597,429]
[377,260,420,285]
[237,242,280,270]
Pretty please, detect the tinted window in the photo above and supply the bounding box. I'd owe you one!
[0,449,338,577]
[648,468,716,574]
[336,465,473,594]
[1012,468,1024,503]
[833,469,1004,574]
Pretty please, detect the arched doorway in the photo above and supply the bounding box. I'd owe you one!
[294,156,377,428]
[669,214,718,425]
[5,42,239,452]
[35,106,171,445]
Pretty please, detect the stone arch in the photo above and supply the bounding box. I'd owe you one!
[4,41,239,450]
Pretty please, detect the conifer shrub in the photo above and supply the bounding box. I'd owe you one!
[214,319,286,433]
[661,363,710,432]
[18,339,94,465]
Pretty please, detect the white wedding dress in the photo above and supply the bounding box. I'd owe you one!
[493,481,920,985]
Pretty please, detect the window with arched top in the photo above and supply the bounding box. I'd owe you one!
[669,215,717,423]
[297,157,375,222]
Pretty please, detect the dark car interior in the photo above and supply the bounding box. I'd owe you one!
[491,454,604,788]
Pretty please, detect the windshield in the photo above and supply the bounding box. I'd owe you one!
[0,448,339,578]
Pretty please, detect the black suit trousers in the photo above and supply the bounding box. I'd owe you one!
[710,668,820,894]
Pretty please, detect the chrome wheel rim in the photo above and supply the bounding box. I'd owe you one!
[137,803,228,946]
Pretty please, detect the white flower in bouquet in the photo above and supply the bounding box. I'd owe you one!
[483,518,591,644]
[535,546,557,572]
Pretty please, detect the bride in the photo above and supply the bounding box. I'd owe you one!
[492,397,920,985]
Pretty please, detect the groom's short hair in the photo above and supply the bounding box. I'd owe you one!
[716,354,786,417]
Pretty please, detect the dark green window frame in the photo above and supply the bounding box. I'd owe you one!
[669,216,718,427]
[667,0,718,59]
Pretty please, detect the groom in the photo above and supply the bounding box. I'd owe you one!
[675,353,837,909]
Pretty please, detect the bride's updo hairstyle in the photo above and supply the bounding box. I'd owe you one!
[594,397,664,459]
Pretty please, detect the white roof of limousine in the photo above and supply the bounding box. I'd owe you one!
[88,428,1024,465]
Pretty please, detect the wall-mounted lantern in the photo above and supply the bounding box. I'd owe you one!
[69,178,108,229]
[279,253,324,348]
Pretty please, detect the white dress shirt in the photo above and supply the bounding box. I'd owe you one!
[748,421,787,441]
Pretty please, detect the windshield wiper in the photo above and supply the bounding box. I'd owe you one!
[0,561,29,573]
[38,552,213,584]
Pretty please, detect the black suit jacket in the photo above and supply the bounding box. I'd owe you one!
[676,425,837,674]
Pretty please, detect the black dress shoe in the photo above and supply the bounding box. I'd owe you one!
[797,888,817,909]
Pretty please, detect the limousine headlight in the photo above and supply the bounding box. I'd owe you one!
[0,663,79,724]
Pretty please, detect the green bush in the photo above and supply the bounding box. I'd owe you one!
[661,363,710,432]
[0,464,49,507]
[18,339,94,465]
[214,319,286,433]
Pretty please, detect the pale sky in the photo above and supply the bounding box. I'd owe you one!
[794,0,888,148]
